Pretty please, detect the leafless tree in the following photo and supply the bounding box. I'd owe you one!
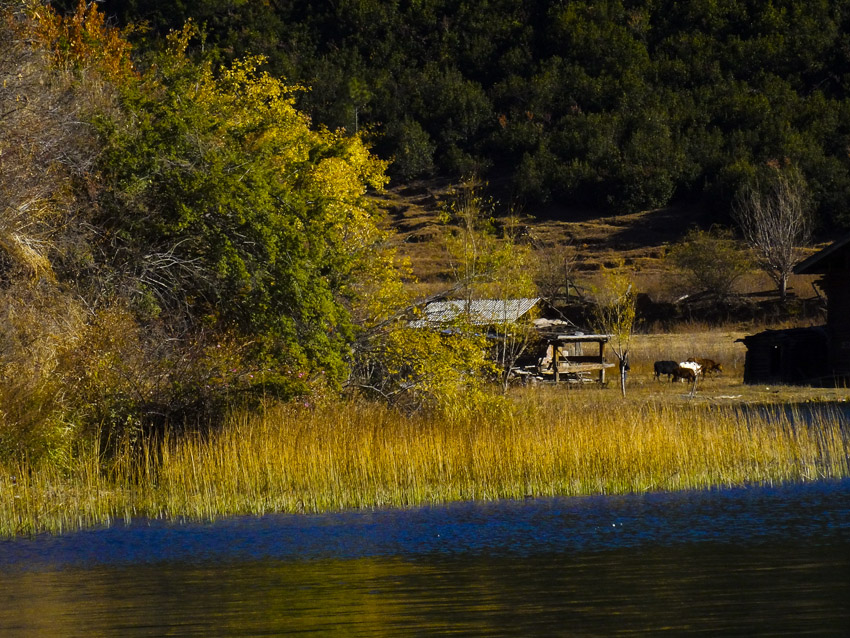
[733,163,812,302]
[533,240,580,307]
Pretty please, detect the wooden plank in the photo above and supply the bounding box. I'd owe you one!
[554,334,611,342]
[558,362,615,373]
[563,355,605,364]
[599,340,606,384]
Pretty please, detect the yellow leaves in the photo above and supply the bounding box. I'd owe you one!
[591,265,636,358]
[163,20,195,62]
[296,130,388,253]
[308,156,376,244]
[382,323,495,411]
[23,0,136,83]
[441,179,535,301]
[311,156,365,200]
[350,248,412,328]
[329,131,390,192]
[180,53,317,174]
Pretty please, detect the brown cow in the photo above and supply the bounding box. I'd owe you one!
[672,361,701,382]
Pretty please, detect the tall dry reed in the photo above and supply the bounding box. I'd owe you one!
[2,394,848,536]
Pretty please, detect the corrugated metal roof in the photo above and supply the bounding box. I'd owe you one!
[410,298,540,328]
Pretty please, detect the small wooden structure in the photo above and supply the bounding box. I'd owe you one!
[512,331,614,385]
[739,326,829,385]
[794,233,850,381]
[544,333,613,384]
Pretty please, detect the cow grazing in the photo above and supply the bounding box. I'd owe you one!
[687,357,723,375]
[673,360,702,382]
[654,360,680,381]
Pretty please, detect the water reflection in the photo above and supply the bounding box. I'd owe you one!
[2,480,850,636]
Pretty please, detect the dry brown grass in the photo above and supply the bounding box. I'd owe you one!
[378,181,828,317]
[381,183,701,289]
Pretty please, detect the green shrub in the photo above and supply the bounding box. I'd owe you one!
[667,227,751,302]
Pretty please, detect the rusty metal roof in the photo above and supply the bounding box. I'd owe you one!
[410,298,540,328]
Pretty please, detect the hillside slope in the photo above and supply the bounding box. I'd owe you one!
[378,179,825,328]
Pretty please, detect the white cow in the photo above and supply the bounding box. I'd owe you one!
[673,360,701,382]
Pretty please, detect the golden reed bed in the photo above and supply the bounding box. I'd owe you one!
[2,390,848,537]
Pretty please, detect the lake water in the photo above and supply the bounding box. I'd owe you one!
[2,480,850,636]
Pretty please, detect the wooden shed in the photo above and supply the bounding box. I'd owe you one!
[510,331,614,384]
[741,232,850,385]
[794,233,850,381]
[739,326,829,385]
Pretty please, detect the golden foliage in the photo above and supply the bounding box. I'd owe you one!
[19,0,135,83]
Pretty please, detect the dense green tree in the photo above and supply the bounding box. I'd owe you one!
[94,23,389,382]
[1,2,396,460]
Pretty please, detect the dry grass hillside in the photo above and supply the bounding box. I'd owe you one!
[376,178,828,332]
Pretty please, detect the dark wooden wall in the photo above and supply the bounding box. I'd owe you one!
[822,272,850,377]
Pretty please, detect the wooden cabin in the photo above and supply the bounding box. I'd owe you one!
[741,233,850,385]
[794,233,850,381]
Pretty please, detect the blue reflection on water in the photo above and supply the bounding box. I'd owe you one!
[3,479,850,570]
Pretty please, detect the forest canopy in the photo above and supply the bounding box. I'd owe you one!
[46,0,850,229]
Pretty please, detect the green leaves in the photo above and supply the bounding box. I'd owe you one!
[90,0,850,221]
[94,24,388,384]
[667,227,751,302]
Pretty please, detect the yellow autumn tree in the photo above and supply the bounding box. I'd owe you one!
[591,265,636,397]
[440,179,538,391]
[346,179,539,412]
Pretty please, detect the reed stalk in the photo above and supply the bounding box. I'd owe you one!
[2,395,848,537]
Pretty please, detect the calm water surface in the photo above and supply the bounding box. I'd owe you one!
[2,480,850,636]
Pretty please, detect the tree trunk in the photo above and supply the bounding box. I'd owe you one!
[689,371,699,398]
[619,353,628,398]
[779,273,788,302]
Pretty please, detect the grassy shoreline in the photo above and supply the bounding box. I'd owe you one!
[3,387,849,538]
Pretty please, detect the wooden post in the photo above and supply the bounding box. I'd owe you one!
[598,339,605,385]
[553,342,560,384]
